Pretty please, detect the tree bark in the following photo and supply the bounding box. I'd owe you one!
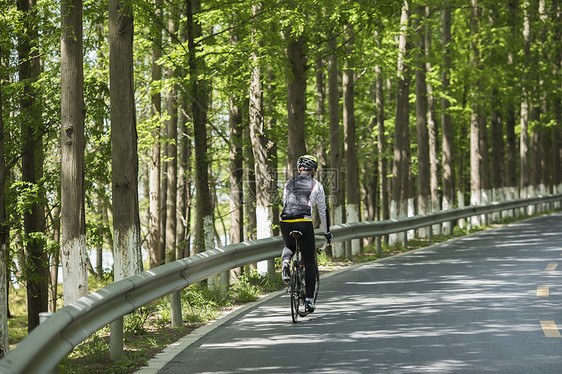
[60,0,89,305]
[109,0,143,280]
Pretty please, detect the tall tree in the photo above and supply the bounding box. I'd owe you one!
[109,0,143,280]
[469,0,482,226]
[148,0,163,269]
[327,33,344,258]
[164,5,179,264]
[374,30,389,228]
[414,5,430,235]
[391,0,412,244]
[441,7,454,232]
[60,0,88,304]
[188,0,214,254]
[249,2,275,275]
[343,25,360,256]
[520,0,532,197]
[18,0,48,332]
[0,46,8,358]
[424,5,439,234]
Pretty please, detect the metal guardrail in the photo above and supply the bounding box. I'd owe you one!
[0,194,560,374]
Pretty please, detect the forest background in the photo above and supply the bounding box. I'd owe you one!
[0,0,561,359]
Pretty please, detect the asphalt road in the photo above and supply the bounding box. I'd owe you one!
[138,212,562,374]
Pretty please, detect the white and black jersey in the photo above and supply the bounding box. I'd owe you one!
[280,173,330,234]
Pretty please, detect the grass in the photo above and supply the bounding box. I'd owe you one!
[7,208,557,373]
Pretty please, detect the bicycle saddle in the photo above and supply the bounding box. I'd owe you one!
[289,230,303,238]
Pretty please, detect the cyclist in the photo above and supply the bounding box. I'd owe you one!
[280,154,332,312]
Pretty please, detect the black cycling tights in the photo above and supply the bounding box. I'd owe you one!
[280,220,317,299]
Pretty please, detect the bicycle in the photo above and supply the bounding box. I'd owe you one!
[288,231,328,323]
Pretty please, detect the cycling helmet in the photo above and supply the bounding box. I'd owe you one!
[296,155,318,171]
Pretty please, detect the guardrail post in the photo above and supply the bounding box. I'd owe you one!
[170,291,182,327]
[267,259,276,283]
[220,271,230,297]
[39,312,57,374]
[428,225,433,241]
[376,236,381,256]
[402,231,407,249]
[110,317,124,359]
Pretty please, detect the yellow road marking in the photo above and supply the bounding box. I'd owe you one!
[537,286,549,297]
[545,263,558,271]
[540,321,562,338]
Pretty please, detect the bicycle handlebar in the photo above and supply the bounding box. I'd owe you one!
[315,235,330,252]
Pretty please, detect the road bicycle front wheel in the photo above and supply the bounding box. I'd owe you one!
[290,262,299,323]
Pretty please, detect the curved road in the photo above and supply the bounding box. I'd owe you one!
[138,213,562,373]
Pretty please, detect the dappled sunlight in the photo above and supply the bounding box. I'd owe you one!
[160,215,562,373]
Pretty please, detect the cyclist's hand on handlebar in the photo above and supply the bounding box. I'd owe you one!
[324,232,333,244]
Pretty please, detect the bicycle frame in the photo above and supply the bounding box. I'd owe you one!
[289,231,323,323]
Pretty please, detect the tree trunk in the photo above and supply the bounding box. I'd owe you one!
[188,0,214,254]
[165,9,178,263]
[286,34,307,170]
[249,2,274,277]
[424,5,440,234]
[178,90,192,259]
[374,30,389,226]
[18,0,48,332]
[0,46,8,358]
[109,0,143,280]
[479,115,491,223]
[229,94,243,278]
[414,5,430,237]
[441,7,454,226]
[469,0,482,227]
[520,0,531,198]
[148,0,162,269]
[343,26,360,256]
[391,0,411,244]
[327,34,344,258]
[60,0,88,305]
[244,124,257,243]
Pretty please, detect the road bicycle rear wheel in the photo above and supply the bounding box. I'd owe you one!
[297,265,308,317]
[290,262,299,323]
[313,264,320,305]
